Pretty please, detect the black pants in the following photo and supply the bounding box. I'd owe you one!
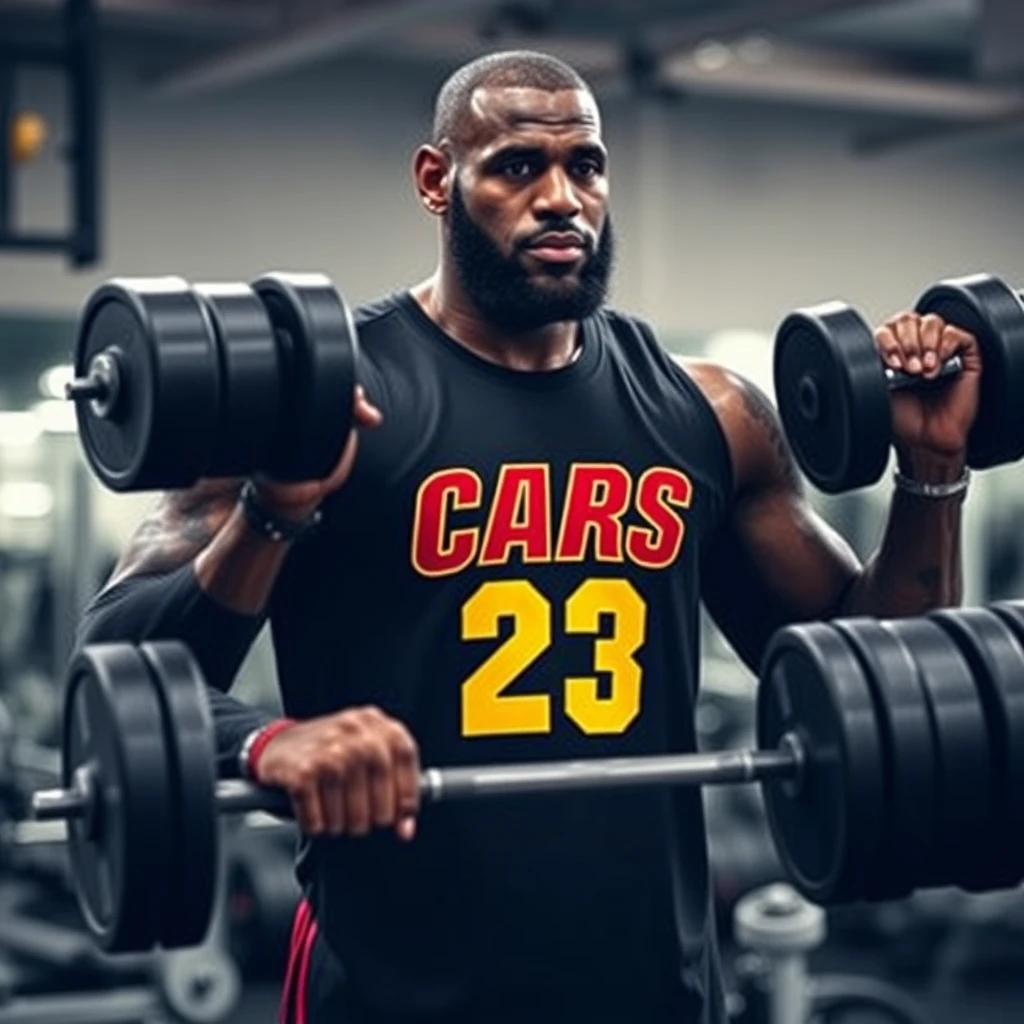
[279,898,728,1024]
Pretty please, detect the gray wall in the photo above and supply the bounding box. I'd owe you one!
[2,45,1023,338]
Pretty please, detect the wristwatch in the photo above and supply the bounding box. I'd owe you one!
[893,468,971,500]
[239,480,323,543]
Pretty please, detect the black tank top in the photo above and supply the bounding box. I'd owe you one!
[269,291,734,1023]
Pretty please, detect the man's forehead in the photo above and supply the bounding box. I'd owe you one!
[464,85,601,141]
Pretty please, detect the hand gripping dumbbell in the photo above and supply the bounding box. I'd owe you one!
[773,273,1024,492]
[64,273,360,491]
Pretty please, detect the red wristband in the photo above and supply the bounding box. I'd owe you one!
[247,718,297,781]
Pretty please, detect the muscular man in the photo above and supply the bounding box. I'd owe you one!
[80,51,979,1024]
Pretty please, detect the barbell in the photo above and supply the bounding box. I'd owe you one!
[22,599,1024,955]
[773,272,1024,492]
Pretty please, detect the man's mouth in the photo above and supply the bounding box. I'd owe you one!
[525,231,587,264]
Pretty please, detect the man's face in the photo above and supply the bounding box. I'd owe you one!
[446,86,613,333]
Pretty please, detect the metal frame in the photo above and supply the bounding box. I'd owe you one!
[0,0,100,267]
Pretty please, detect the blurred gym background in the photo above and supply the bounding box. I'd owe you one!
[1,1,1024,1022]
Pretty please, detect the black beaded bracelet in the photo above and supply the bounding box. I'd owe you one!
[239,480,323,543]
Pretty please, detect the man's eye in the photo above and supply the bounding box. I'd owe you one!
[504,160,535,180]
[574,159,601,179]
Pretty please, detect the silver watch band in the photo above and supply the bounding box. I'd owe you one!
[893,467,971,499]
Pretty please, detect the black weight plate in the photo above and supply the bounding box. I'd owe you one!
[139,641,219,949]
[916,274,1024,469]
[930,607,1024,890]
[63,644,173,952]
[984,600,1024,882]
[832,618,937,901]
[193,283,281,478]
[757,621,885,904]
[882,618,992,890]
[74,278,221,491]
[251,273,357,483]
[773,302,891,493]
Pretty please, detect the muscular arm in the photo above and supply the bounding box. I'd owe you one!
[689,362,962,671]
[106,478,291,615]
[78,479,303,773]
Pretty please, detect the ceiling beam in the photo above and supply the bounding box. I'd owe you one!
[148,0,503,99]
[636,0,892,58]
[659,41,1024,120]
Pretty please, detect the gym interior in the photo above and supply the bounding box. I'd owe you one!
[1,1,1024,1022]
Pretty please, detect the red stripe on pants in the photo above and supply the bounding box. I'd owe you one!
[294,916,319,1024]
[279,899,313,1024]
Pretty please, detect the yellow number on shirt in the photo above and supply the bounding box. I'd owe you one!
[460,578,647,737]
[461,580,552,737]
[564,577,646,734]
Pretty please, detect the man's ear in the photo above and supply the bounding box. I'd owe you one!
[413,144,453,216]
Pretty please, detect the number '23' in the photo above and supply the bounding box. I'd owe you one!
[460,578,647,737]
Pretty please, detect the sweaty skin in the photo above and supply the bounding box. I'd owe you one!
[99,83,977,837]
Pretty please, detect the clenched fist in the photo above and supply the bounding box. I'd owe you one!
[875,312,981,472]
[254,707,421,840]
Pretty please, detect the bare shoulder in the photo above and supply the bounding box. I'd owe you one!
[672,355,800,494]
[105,477,242,589]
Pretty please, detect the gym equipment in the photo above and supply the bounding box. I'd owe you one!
[927,607,1024,890]
[773,272,1024,492]
[65,272,358,491]
[915,276,1024,471]
[882,618,992,890]
[831,619,936,900]
[755,622,886,904]
[733,884,825,1024]
[0,884,239,1024]
[730,884,928,1024]
[24,599,1024,954]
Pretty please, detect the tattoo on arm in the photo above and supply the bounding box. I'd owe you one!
[107,479,241,586]
[737,380,802,491]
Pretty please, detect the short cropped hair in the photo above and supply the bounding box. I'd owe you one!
[432,50,591,147]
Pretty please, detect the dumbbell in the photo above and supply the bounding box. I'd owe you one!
[64,273,359,491]
[773,273,1024,492]
[25,598,1024,955]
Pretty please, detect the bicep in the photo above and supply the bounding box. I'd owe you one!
[688,367,860,670]
[702,487,860,672]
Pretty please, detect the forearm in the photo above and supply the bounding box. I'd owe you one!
[207,687,278,779]
[78,565,267,690]
[195,503,296,615]
[842,460,965,617]
[104,480,298,619]
[78,566,280,776]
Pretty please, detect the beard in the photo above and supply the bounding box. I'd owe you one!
[447,181,614,334]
